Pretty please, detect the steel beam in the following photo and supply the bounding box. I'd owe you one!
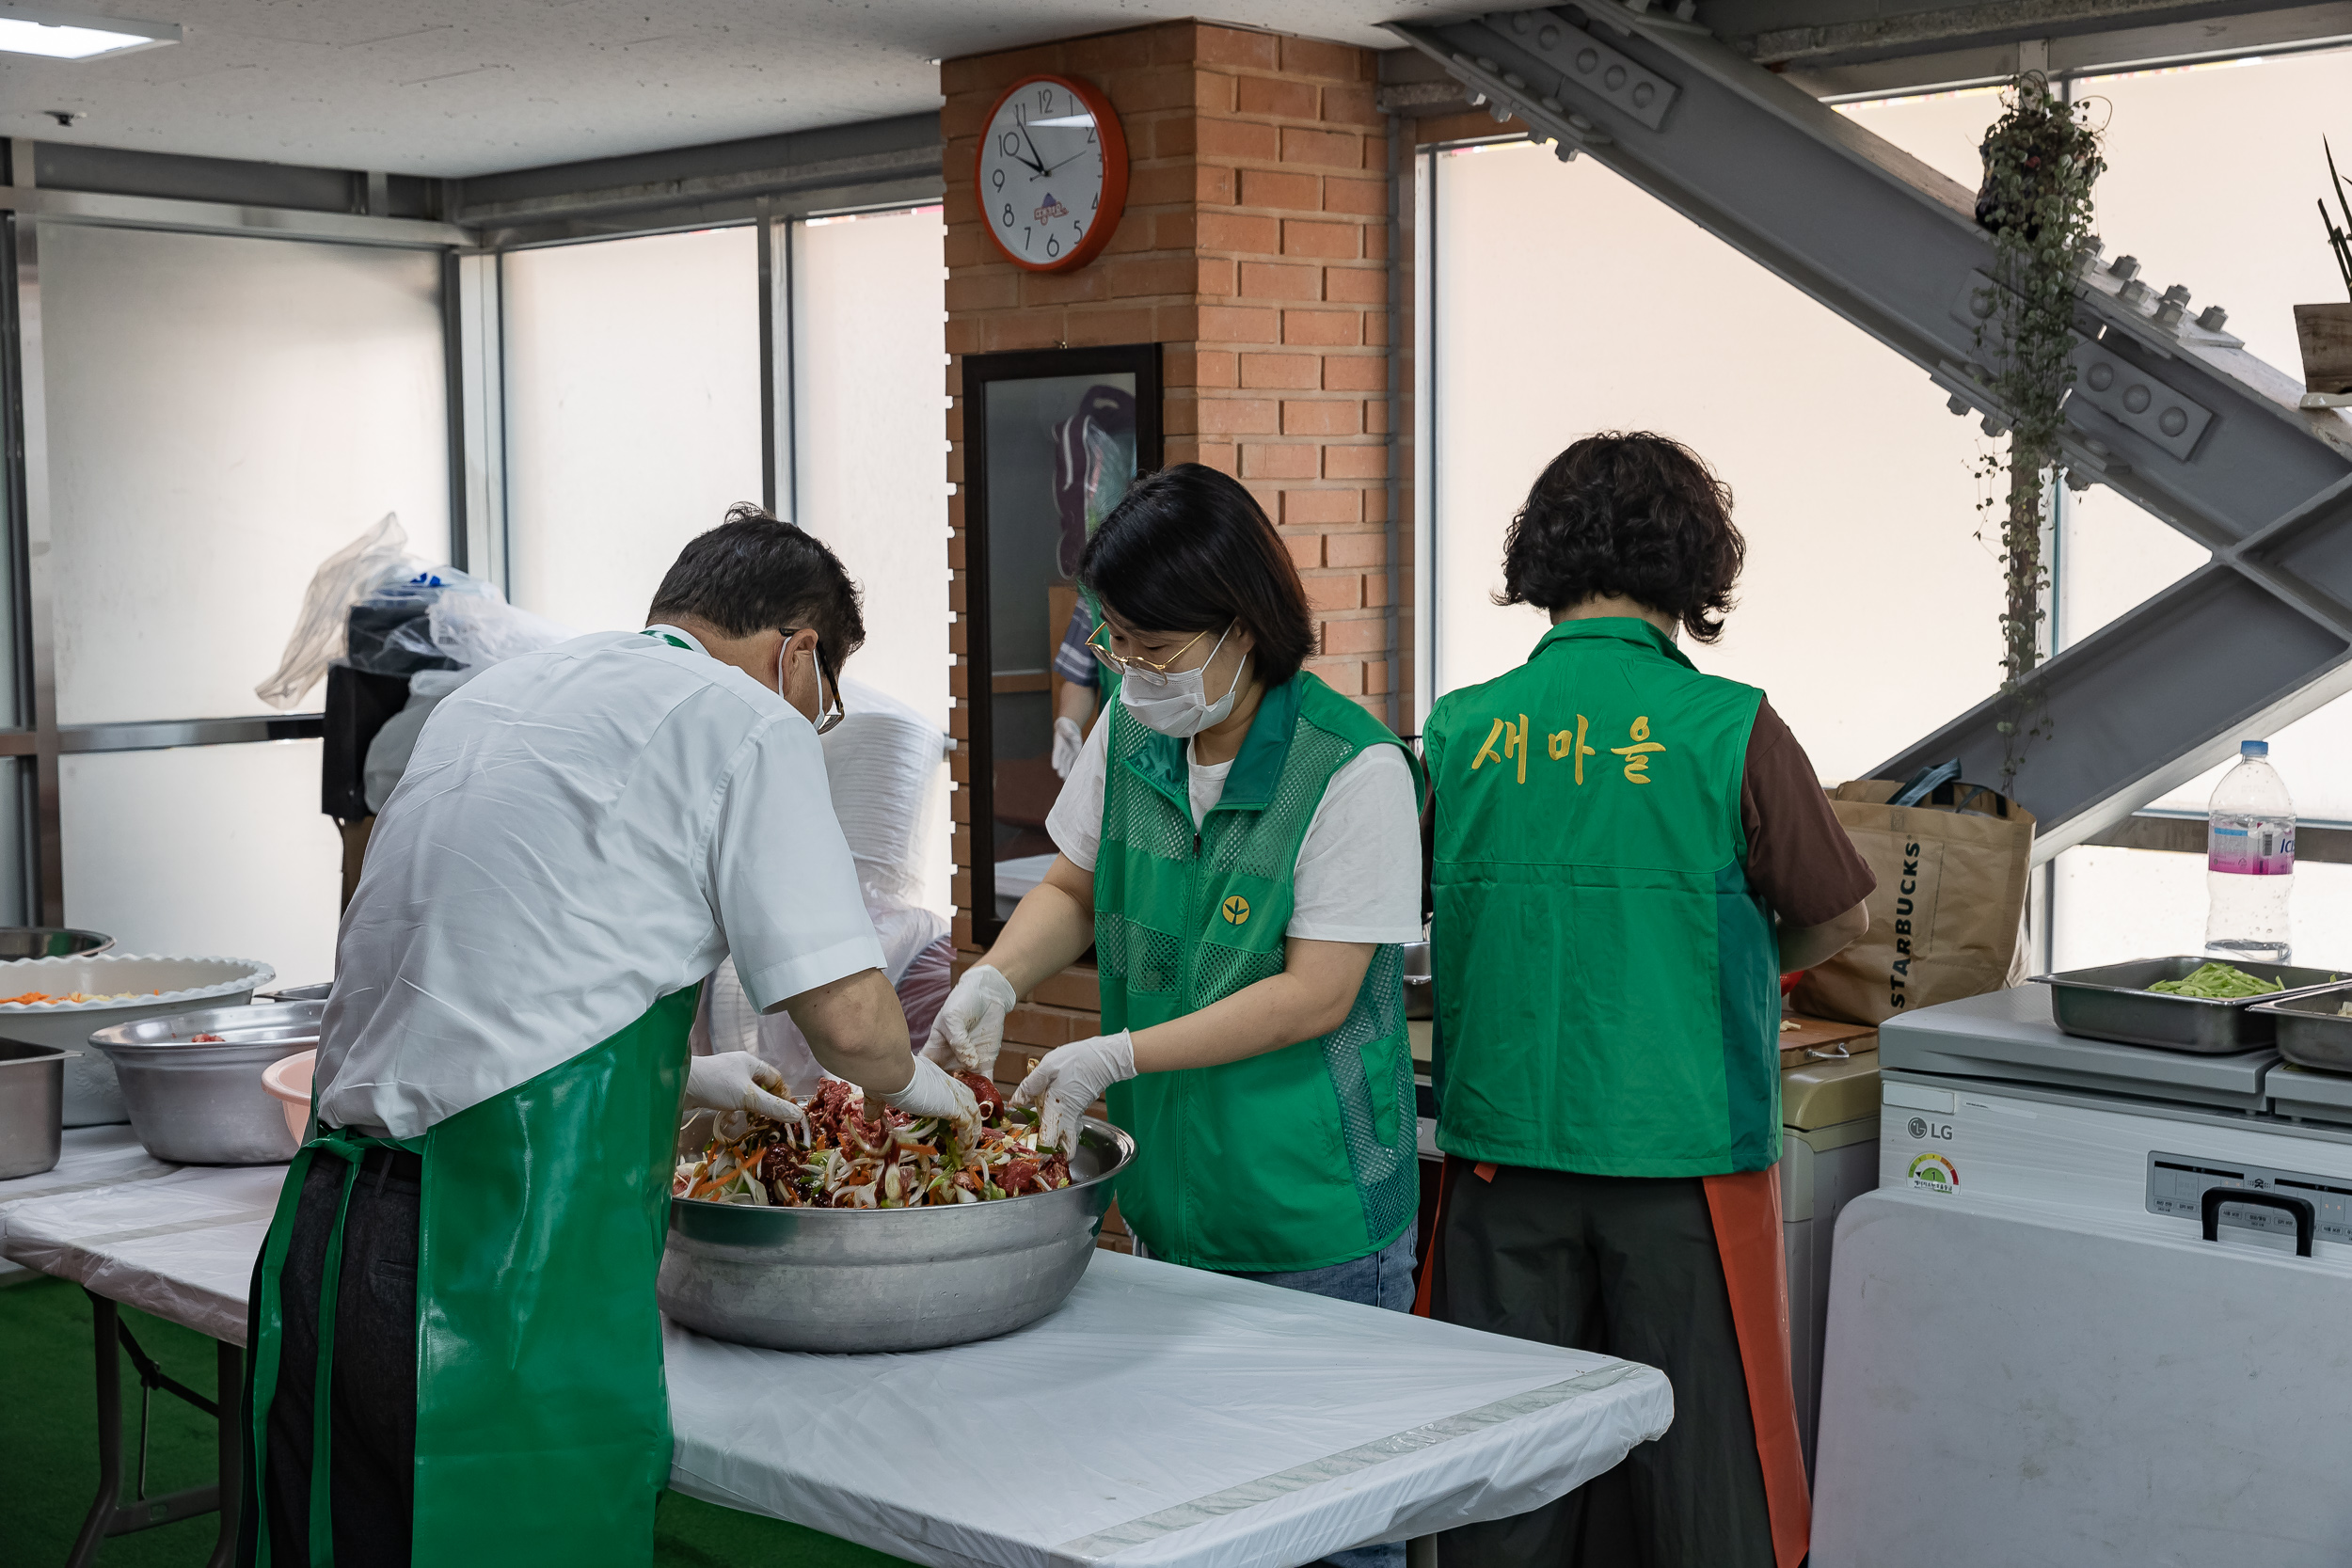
[1387,5,2352,855]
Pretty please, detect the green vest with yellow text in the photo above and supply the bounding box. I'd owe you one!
[1424,619,1780,1177]
[1095,673,1423,1271]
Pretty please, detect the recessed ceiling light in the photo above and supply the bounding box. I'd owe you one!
[0,8,180,61]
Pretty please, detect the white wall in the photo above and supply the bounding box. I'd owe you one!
[502,227,764,634]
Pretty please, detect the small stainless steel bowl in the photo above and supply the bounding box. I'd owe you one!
[659,1117,1135,1354]
[0,927,113,961]
[0,1039,69,1180]
[2250,985,2352,1074]
[87,1002,322,1165]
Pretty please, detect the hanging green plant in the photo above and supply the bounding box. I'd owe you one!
[1970,72,2106,784]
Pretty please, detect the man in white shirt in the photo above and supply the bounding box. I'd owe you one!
[243,506,977,1568]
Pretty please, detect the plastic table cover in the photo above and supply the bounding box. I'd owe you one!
[0,1161,279,1343]
[0,1124,182,1286]
[1,1169,1676,1568]
[666,1250,1674,1568]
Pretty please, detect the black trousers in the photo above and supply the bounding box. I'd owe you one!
[237,1146,421,1568]
[1430,1159,1773,1568]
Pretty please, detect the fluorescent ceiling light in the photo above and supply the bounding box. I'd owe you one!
[1029,114,1096,129]
[0,8,180,60]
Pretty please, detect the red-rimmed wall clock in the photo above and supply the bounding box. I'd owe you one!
[975,74,1129,272]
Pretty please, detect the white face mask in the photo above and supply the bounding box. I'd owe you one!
[1118,624,1247,737]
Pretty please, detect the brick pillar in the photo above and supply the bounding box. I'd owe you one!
[942,25,1397,1215]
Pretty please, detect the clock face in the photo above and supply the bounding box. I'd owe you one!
[976,74,1128,272]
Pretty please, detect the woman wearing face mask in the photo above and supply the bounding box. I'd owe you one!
[927,467,1425,1354]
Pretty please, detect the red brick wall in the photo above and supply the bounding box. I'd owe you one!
[942,26,1398,1246]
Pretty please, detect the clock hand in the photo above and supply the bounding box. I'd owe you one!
[1015,105,1051,176]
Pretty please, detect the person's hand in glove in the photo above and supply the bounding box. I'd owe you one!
[685,1051,804,1132]
[1013,1031,1135,1152]
[920,963,1019,1075]
[1051,716,1085,779]
[882,1055,983,1137]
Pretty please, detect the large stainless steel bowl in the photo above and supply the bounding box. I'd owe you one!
[0,927,113,960]
[87,1001,321,1164]
[659,1117,1135,1354]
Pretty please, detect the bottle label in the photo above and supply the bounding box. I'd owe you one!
[2210,820,2295,875]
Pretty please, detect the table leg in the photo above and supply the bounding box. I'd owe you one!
[61,1288,239,1567]
[206,1339,243,1568]
[63,1294,124,1568]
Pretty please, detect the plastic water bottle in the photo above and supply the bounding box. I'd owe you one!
[2206,740,2295,963]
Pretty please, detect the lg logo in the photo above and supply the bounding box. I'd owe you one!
[1905,1116,1956,1142]
[1908,1117,1928,1140]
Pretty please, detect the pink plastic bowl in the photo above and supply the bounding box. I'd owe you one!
[261,1050,315,1147]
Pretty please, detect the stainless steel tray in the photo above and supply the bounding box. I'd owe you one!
[2029,957,2352,1053]
[2250,984,2352,1074]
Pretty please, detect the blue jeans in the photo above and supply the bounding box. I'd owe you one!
[1223,1230,1419,1567]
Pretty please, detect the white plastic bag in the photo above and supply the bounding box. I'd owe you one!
[417,593,577,670]
[254,514,421,709]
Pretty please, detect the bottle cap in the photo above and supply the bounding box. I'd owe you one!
[2241,739,2269,757]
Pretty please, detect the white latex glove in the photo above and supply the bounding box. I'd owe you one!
[685,1050,805,1131]
[920,963,1019,1075]
[881,1055,983,1135]
[1051,716,1085,779]
[1013,1031,1136,1153]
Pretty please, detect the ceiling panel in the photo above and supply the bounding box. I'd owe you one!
[0,0,1453,177]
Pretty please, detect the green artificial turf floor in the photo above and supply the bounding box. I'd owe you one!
[0,1275,911,1567]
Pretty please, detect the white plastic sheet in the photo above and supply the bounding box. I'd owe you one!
[0,1163,282,1343]
[666,1250,1673,1568]
[1,1169,1675,1568]
[0,1126,178,1284]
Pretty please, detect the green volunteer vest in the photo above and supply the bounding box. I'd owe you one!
[1425,618,1780,1178]
[1095,673,1424,1272]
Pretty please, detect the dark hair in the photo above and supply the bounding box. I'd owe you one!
[1078,464,1315,687]
[1497,431,1744,643]
[647,504,866,660]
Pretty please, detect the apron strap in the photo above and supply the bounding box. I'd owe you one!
[1701,1166,1812,1568]
[248,1126,408,1568]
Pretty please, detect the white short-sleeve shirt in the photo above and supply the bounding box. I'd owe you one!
[1043,712,1422,944]
[313,627,884,1139]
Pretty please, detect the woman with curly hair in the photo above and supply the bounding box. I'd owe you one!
[1421,432,1873,1568]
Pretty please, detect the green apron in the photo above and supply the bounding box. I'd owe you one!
[246,984,696,1566]
[1424,618,1780,1177]
[1095,673,1424,1272]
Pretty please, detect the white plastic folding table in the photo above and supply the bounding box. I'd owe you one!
[4,1161,1675,1568]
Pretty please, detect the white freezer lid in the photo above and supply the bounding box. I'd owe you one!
[1878,984,2274,1113]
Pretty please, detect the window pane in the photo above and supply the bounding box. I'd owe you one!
[791,208,950,727]
[39,224,448,722]
[1430,135,1998,782]
[503,228,762,633]
[791,208,951,917]
[2053,845,2352,972]
[61,742,342,984]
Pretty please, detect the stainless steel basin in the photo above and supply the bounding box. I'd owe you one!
[0,1039,69,1180]
[87,1001,322,1164]
[659,1117,1135,1354]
